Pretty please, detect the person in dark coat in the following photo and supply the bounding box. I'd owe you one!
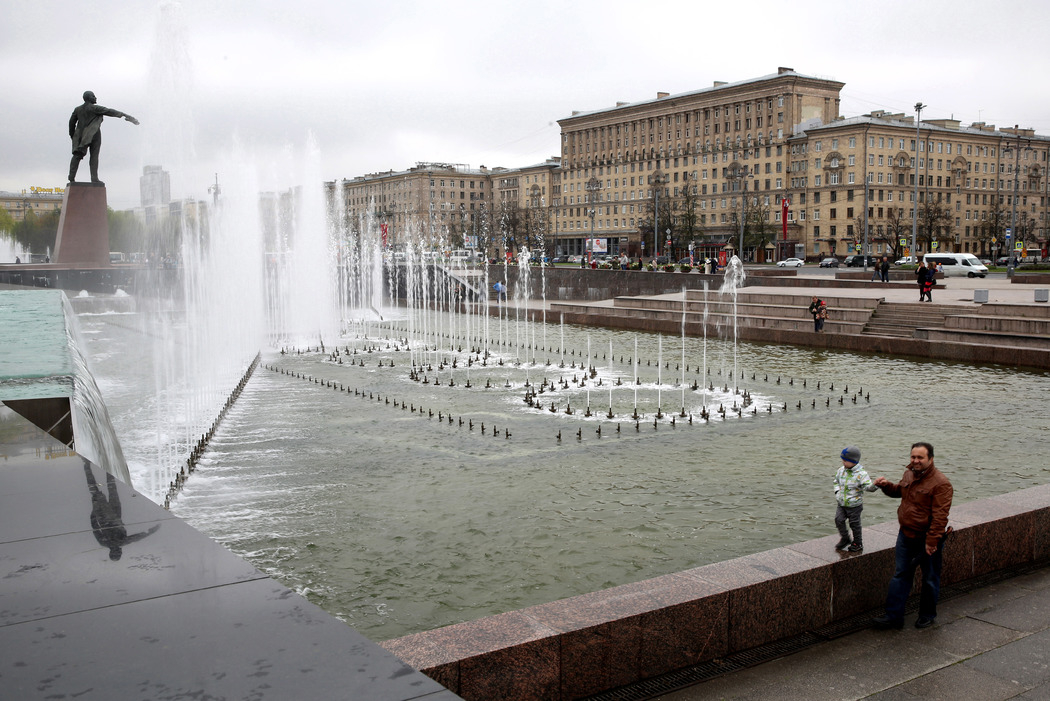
[808,295,825,332]
[916,261,929,301]
[880,257,891,283]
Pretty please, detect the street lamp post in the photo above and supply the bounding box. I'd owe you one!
[586,177,601,266]
[731,165,753,261]
[651,172,667,261]
[1004,126,1031,275]
[911,102,925,262]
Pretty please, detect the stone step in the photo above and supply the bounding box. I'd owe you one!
[684,290,882,310]
[979,303,1050,319]
[548,301,869,335]
[861,325,916,337]
[611,298,875,322]
[918,328,1050,349]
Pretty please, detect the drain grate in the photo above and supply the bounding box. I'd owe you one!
[583,558,1050,701]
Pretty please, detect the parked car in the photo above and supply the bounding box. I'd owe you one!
[995,256,1011,266]
[777,257,805,268]
[568,254,583,264]
[843,255,877,267]
[818,257,840,268]
[895,256,916,265]
[652,256,671,266]
[980,258,993,266]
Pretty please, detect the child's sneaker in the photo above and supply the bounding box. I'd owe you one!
[847,543,863,552]
[835,536,852,551]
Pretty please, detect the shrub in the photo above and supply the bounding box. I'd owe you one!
[679,264,693,273]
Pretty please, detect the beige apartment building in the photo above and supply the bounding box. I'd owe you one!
[554,67,843,261]
[332,159,560,259]
[331,67,1048,264]
[794,114,1049,262]
[0,188,65,222]
[334,162,491,249]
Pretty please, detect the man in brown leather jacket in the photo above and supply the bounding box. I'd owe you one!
[871,442,953,629]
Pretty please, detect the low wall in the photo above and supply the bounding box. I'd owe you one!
[1012,272,1050,285]
[0,265,178,296]
[381,483,1050,700]
[481,265,925,300]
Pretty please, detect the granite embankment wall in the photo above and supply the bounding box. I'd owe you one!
[470,266,1050,370]
[0,265,178,295]
[483,265,916,300]
[381,484,1050,700]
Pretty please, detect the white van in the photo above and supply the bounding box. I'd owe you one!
[448,249,474,265]
[922,253,988,278]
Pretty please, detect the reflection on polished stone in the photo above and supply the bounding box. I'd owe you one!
[0,409,458,700]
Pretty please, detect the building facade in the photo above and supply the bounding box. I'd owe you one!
[794,115,1049,261]
[331,67,1049,263]
[332,159,560,259]
[554,67,844,261]
[139,165,171,207]
[0,188,65,222]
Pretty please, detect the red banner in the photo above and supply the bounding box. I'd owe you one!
[781,198,790,238]
[380,222,388,247]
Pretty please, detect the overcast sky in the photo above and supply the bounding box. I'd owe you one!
[5,0,1050,210]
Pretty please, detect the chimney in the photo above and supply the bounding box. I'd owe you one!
[713,81,728,88]
[778,67,794,75]
[656,92,669,99]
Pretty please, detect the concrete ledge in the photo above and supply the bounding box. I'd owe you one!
[382,483,1050,700]
[1011,273,1050,285]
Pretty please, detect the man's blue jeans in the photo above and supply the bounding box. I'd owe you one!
[885,530,945,621]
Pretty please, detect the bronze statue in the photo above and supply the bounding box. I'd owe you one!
[68,90,140,185]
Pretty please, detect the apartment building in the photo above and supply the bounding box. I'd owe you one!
[0,188,65,222]
[334,162,492,252]
[332,158,560,258]
[554,67,843,260]
[331,67,1048,263]
[796,114,1050,260]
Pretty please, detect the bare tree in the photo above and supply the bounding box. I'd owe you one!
[976,196,1008,259]
[497,199,523,257]
[918,197,954,252]
[883,207,910,260]
[729,193,777,262]
[675,173,705,254]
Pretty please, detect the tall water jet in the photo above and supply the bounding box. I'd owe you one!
[719,255,746,392]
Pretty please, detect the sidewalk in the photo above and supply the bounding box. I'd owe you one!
[651,562,1050,700]
[758,272,1043,307]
